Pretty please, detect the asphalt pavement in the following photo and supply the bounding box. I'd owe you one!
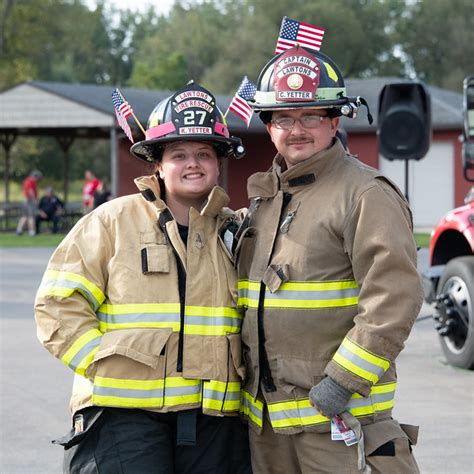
[0,247,473,473]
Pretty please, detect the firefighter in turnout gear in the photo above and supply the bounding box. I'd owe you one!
[35,82,251,473]
[236,44,423,473]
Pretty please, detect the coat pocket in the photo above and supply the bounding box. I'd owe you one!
[363,419,412,456]
[89,328,173,408]
[52,406,105,450]
[141,244,170,274]
[227,333,246,381]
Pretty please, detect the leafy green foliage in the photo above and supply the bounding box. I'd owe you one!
[0,0,472,188]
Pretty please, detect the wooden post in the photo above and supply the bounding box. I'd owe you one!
[56,135,75,204]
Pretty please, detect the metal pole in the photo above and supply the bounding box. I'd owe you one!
[405,159,409,203]
[110,127,117,197]
[1,133,17,204]
[56,136,75,204]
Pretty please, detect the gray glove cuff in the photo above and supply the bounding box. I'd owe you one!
[309,376,352,419]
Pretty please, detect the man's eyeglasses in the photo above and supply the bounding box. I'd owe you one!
[271,115,329,130]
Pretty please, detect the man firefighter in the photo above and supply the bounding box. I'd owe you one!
[236,44,423,473]
[35,82,251,473]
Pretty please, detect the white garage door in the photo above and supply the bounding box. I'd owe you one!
[379,141,454,229]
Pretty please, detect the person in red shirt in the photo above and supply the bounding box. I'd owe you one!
[16,170,42,236]
[82,170,100,213]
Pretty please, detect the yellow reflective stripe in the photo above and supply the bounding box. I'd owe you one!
[92,395,164,407]
[238,279,359,309]
[264,297,359,309]
[41,270,105,309]
[267,398,329,428]
[94,376,165,390]
[93,375,241,411]
[97,304,241,335]
[74,346,99,376]
[238,279,358,291]
[266,382,396,430]
[99,303,181,314]
[333,337,390,384]
[184,325,240,335]
[240,390,264,427]
[186,306,242,318]
[61,328,102,367]
[342,338,390,372]
[164,394,201,405]
[202,380,241,411]
[333,352,379,383]
[279,281,358,291]
[98,321,181,332]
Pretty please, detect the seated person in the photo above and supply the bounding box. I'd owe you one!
[35,187,64,234]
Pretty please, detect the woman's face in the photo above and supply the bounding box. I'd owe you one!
[157,141,220,202]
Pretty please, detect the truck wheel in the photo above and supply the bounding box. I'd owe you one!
[436,256,474,369]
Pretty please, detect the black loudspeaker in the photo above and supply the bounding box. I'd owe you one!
[377,81,431,161]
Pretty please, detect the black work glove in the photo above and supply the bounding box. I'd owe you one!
[309,376,352,419]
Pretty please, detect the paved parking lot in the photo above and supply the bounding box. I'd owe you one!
[0,247,473,473]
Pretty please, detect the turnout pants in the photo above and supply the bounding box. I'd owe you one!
[55,407,252,474]
[249,410,419,474]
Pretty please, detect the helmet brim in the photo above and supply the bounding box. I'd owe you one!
[130,134,243,162]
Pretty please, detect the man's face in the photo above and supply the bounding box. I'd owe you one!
[266,109,339,168]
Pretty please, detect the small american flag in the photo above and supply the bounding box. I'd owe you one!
[112,89,134,143]
[112,89,133,118]
[228,77,257,127]
[275,17,325,55]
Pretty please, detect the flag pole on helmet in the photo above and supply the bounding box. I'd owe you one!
[130,81,246,163]
[275,16,325,55]
[111,88,146,142]
[226,76,257,127]
[249,18,372,125]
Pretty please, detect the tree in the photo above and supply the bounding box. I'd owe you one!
[396,0,474,92]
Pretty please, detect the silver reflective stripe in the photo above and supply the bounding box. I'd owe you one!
[238,286,359,304]
[264,287,360,301]
[186,315,241,328]
[42,278,101,311]
[241,396,263,418]
[94,386,164,399]
[372,391,394,405]
[268,405,320,421]
[204,388,240,401]
[164,385,201,397]
[337,345,386,378]
[68,337,101,371]
[96,311,180,324]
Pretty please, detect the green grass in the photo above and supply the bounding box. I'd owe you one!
[0,232,66,247]
[1,231,432,249]
[414,233,430,248]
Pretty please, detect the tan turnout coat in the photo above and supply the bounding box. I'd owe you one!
[237,139,423,435]
[35,175,244,416]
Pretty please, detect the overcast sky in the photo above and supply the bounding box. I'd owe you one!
[86,0,175,15]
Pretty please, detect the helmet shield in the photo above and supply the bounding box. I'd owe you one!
[131,82,245,162]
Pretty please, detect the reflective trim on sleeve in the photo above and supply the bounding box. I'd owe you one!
[96,304,242,335]
[267,398,328,429]
[266,382,396,431]
[240,390,264,428]
[97,303,181,331]
[238,279,359,309]
[332,337,390,384]
[61,328,102,375]
[38,270,105,311]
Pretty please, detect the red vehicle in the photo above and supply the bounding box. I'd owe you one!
[423,76,474,369]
